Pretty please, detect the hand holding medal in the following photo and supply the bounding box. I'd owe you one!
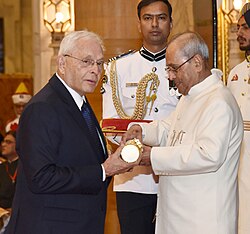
[121,138,143,163]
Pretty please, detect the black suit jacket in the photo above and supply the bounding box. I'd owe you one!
[0,160,18,209]
[5,75,109,234]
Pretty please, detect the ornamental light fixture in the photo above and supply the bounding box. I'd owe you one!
[43,0,71,34]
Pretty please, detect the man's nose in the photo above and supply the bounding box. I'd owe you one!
[237,26,243,37]
[167,71,176,81]
[90,62,102,74]
[152,16,159,27]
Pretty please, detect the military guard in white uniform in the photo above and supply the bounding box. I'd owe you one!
[227,3,250,234]
[102,1,178,233]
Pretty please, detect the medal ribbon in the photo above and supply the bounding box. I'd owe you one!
[5,163,18,183]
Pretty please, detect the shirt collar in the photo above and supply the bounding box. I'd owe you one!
[188,69,223,96]
[56,73,85,110]
[139,46,166,62]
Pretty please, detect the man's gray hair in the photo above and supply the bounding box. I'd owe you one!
[169,31,209,62]
[58,30,105,56]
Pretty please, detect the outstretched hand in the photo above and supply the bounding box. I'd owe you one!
[121,124,143,144]
[102,143,139,177]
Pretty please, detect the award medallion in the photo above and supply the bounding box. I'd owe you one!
[121,138,143,163]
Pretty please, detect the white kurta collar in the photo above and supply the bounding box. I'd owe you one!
[188,69,223,97]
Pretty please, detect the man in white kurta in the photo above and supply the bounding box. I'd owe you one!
[227,3,250,234]
[124,32,243,234]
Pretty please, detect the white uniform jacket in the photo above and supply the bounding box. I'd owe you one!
[228,60,250,234]
[139,69,243,234]
[102,50,178,194]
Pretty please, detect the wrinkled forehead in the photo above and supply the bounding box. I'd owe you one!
[14,102,26,107]
[73,39,104,58]
[166,40,184,60]
[4,134,15,142]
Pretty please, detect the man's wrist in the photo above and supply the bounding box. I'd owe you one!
[101,164,106,181]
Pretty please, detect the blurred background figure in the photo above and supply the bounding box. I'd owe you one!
[0,133,3,161]
[227,3,250,234]
[0,131,18,233]
[5,82,32,133]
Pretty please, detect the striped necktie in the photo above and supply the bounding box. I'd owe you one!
[81,101,104,156]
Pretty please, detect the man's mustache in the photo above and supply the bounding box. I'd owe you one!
[237,36,246,42]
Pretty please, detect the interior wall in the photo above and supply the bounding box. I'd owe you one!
[0,0,33,74]
[21,0,33,73]
[75,0,142,62]
[193,0,214,68]
[32,0,53,94]
[170,0,194,36]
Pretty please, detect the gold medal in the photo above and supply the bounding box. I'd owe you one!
[121,138,143,163]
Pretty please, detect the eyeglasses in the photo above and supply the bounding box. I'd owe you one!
[165,55,196,74]
[2,140,15,145]
[63,54,104,70]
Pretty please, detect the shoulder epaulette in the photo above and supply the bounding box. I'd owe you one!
[101,50,136,94]
[108,50,136,63]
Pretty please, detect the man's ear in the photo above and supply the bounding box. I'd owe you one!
[193,54,203,72]
[58,56,66,74]
[137,19,142,34]
[170,20,173,30]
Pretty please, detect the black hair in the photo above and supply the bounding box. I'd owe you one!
[5,130,16,139]
[137,0,172,20]
[0,133,3,143]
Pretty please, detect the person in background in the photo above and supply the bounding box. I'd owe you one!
[227,3,250,234]
[5,82,32,133]
[123,31,243,234]
[0,131,17,233]
[0,133,3,144]
[102,1,178,233]
[0,133,3,160]
[5,30,139,234]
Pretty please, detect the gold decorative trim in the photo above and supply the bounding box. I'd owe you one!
[109,60,160,120]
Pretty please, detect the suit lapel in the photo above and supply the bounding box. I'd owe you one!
[49,75,85,130]
[49,75,107,162]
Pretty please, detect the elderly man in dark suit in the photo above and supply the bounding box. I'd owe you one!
[5,30,138,234]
